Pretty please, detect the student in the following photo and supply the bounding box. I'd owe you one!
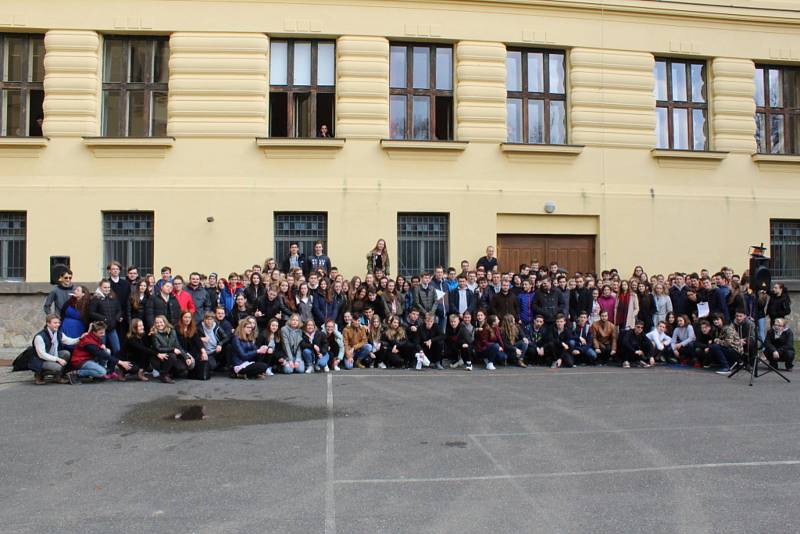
[381,279,404,319]
[732,309,757,363]
[475,314,505,370]
[569,276,592,324]
[548,314,574,369]
[31,314,78,385]
[366,238,390,275]
[412,272,438,319]
[186,272,213,324]
[569,311,597,365]
[693,319,716,368]
[121,318,156,381]
[419,313,445,370]
[294,282,315,324]
[126,279,149,325]
[230,320,269,379]
[243,272,266,308]
[199,311,229,375]
[708,313,742,374]
[444,313,474,371]
[255,318,283,375]
[364,288,386,322]
[476,245,498,273]
[304,240,331,276]
[590,309,617,364]
[145,280,183,330]
[281,242,306,274]
[766,283,791,325]
[154,266,174,292]
[533,277,565,327]
[43,268,74,316]
[343,313,373,369]
[150,315,194,383]
[500,314,527,367]
[490,279,519,320]
[67,321,128,383]
[375,316,405,368]
[670,315,696,365]
[516,279,536,325]
[218,273,242,313]
[324,319,344,371]
[669,274,690,317]
[646,321,672,364]
[61,285,90,339]
[764,318,795,371]
[520,314,548,365]
[615,279,638,331]
[619,321,653,368]
[588,287,601,324]
[636,283,655,332]
[280,313,305,374]
[597,285,616,324]
[228,293,252,328]
[300,319,330,373]
[88,279,123,355]
[176,310,204,371]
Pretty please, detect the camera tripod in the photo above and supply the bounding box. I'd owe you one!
[728,338,791,386]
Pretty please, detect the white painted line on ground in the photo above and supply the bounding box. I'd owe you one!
[470,421,800,438]
[334,370,661,378]
[0,382,20,392]
[335,460,800,485]
[324,372,336,534]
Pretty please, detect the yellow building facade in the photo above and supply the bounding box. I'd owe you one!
[1,0,800,283]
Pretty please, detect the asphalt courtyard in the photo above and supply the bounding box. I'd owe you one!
[0,364,798,534]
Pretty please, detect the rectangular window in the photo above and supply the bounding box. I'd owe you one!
[389,43,453,141]
[102,37,169,137]
[274,212,327,261]
[0,34,45,137]
[755,65,800,155]
[269,40,336,138]
[506,49,567,144]
[771,219,800,280]
[0,212,25,280]
[654,58,708,150]
[103,212,154,277]
[397,213,449,277]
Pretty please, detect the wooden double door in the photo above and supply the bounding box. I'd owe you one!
[497,234,596,275]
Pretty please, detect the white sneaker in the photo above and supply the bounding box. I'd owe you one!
[465,363,473,371]
[266,368,274,376]
[378,362,387,369]
[486,362,496,371]
[305,367,314,374]
[333,364,341,371]
[421,354,431,367]
[151,369,160,378]
[323,366,329,373]
[450,359,464,369]
[415,359,423,370]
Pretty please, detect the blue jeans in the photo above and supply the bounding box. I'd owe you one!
[343,358,354,370]
[302,348,331,370]
[78,360,107,378]
[283,358,306,374]
[569,341,598,363]
[316,352,330,369]
[478,343,503,364]
[757,318,766,343]
[709,344,738,369]
[354,344,373,363]
[105,330,121,356]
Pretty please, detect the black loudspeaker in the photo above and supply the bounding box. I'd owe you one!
[749,255,771,292]
[50,256,71,285]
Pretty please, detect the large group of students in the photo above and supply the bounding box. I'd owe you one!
[25,239,795,385]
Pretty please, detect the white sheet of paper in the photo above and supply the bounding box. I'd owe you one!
[697,302,709,318]
[435,289,446,301]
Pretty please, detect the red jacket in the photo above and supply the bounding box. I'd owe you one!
[475,325,501,353]
[173,290,196,316]
[70,332,104,369]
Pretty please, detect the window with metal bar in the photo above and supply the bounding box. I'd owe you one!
[397,213,449,277]
[274,212,328,261]
[103,212,154,277]
[269,40,335,138]
[389,43,453,140]
[654,58,708,150]
[506,48,567,144]
[102,36,169,137]
[0,212,26,280]
[770,219,800,280]
[0,34,45,137]
[755,65,800,155]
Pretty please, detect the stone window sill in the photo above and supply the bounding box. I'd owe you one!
[256,137,345,159]
[751,154,800,164]
[83,137,175,158]
[0,136,49,157]
[501,143,584,156]
[380,139,468,160]
[651,149,728,160]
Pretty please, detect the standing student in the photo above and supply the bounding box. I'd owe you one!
[281,242,306,274]
[294,282,315,324]
[154,266,174,292]
[60,286,90,339]
[43,268,74,316]
[300,319,330,373]
[186,272,213,324]
[228,293,252,328]
[636,283,655,332]
[366,238,390,275]
[304,241,331,276]
[107,261,131,334]
[243,272,266,308]
[88,279,123,355]
[145,280,182,330]
[30,315,77,385]
[126,279,149,325]
[476,245,498,273]
[172,276,197,317]
[767,283,791,325]
[597,285,617,324]
[230,320,269,379]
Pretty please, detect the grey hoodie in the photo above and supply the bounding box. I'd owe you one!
[43,284,74,315]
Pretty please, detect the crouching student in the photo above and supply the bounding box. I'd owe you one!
[300,319,330,373]
[230,320,269,379]
[475,314,506,371]
[68,321,135,383]
[590,310,617,364]
[256,318,284,375]
[325,319,344,371]
[343,313,373,369]
[500,314,528,368]
[419,313,445,370]
[281,313,305,374]
[693,319,716,368]
[31,314,77,385]
[520,315,548,365]
[646,321,672,364]
[708,313,742,374]
[670,315,696,366]
[548,314,574,369]
[150,315,194,383]
[380,315,413,369]
[445,314,474,371]
[199,311,230,376]
[619,321,654,368]
[569,312,597,365]
[121,318,155,381]
[764,318,794,371]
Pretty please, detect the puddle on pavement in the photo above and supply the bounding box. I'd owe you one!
[119,396,333,433]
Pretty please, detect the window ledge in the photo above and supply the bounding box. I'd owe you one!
[751,154,800,164]
[256,137,345,159]
[82,137,175,158]
[0,137,49,157]
[501,143,584,155]
[380,140,468,151]
[651,149,728,161]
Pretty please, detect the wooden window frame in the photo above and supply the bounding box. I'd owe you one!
[101,36,169,137]
[269,39,336,138]
[0,33,45,137]
[654,57,708,151]
[389,42,453,141]
[506,48,567,145]
[755,64,800,155]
